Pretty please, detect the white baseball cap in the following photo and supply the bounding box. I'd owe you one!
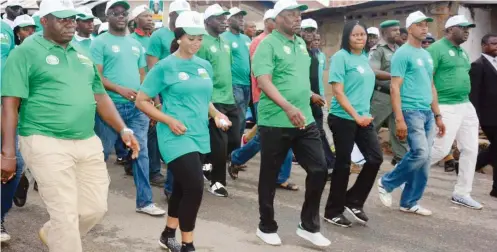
[203,4,229,20]
[129,5,150,20]
[273,0,308,18]
[176,10,207,35]
[367,27,379,36]
[105,0,130,15]
[301,18,317,29]
[13,14,36,29]
[93,18,102,26]
[445,15,475,29]
[76,6,94,20]
[98,22,109,34]
[169,0,191,14]
[406,11,433,28]
[5,0,23,8]
[263,9,275,21]
[227,7,247,20]
[38,0,82,19]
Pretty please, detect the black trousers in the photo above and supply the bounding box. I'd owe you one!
[168,152,205,232]
[259,123,327,233]
[325,114,383,217]
[205,103,241,186]
[312,104,336,170]
[476,125,497,191]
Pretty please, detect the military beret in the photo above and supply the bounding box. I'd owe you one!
[380,20,400,28]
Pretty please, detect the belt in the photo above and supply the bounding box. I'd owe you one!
[375,84,390,95]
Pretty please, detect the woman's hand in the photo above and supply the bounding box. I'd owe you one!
[214,113,232,131]
[168,118,187,135]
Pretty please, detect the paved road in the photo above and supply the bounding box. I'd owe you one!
[1,154,496,252]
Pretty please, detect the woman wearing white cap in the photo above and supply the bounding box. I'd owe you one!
[12,14,36,45]
[135,10,231,252]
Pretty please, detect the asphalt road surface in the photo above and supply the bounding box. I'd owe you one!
[1,154,496,252]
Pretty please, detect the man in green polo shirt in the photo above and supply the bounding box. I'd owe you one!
[251,0,330,247]
[196,3,240,198]
[427,15,482,210]
[369,19,408,165]
[91,0,166,217]
[1,0,139,250]
[221,7,251,135]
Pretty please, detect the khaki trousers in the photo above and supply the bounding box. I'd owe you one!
[19,135,110,252]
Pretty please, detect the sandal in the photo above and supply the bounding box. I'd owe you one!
[278,182,299,191]
[228,163,243,180]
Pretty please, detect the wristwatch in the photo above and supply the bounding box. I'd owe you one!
[120,128,134,136]
[434,114,442,119]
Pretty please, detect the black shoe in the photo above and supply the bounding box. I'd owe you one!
[124,162,133,176]
[490,189,497,198]
[345,206,368,224]
[181,245,195,252]
[150,174,165,187]
[13,173,29,207]
[164,191,172,202]
[1,222,11,242]
[324,213,352,228]
[444,159,457,173]
[228,163,243,180]
[33,181,38,192]
[158,231,181,252]
[115,157,129,166]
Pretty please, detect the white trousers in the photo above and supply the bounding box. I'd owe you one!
[430,102,479,197]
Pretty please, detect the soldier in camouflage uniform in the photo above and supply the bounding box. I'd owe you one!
[369,20,408,165]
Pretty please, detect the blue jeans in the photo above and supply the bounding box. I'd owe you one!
[1,134,25,221]
[233,84,251,135]
[164,168,173,194]
[148,124,162,178]
[114,139,129,159]
[94,102,153,208]
[230,103,292,184]
[381,110,435,208]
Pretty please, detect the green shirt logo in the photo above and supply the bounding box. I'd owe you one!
[0,33,9,44]
[232,42,238,48]
[178,72,189,81]
[198,68,210,79]
[283,45,291,54]
[111,45,120,53]
[46,55,60,65]
[448,49,455,57]
[210,45,217,53]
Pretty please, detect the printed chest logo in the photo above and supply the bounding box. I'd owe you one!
[210,45,217,53]
[178,72,189,81]
[198,68,210,79]
[428,58,433,65]
[232,42,238,48]
[356,65,365,74]
[46,55,59,65]
[77,53,92,66]
[417,58,424,66]
[131,46,140,56]
[319,59,324,64]
[111,45,120,53]
[245,42,250,47]
[224,44,230,51]
[448,50,455,57]
[299,44,307,54]
[462,52,467,59]
[283,46,291,54]
[0,33,9,44]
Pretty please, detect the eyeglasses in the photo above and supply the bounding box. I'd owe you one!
[109,11,129,17]
[55,16,76,23]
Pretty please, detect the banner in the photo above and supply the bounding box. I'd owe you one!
[149,0,163,21]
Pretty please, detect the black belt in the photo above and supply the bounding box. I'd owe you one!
[374,84,390,95]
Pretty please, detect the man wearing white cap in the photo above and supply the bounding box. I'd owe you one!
[426,15,482,209]
[91,0,166,217]
[147,0,190,68]
[252,0,330,247]
[221,7,251,135]
[129,5,153,50]
[1,0,140,250]
[3,0,24,28]
[72,6,95,54]
[379,11,446,216]
[197,3,241,198]
[366,26,379,51]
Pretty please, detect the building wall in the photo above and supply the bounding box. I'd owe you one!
[458,5,497,62]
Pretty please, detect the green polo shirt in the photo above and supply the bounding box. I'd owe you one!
[91,32,146,103]
[317,50,326,96]
[140,54,214,163]
[329,49,376,120]
[1,36,106,140]
[369,40,398,92]
[221,31,251,86]
[252,30,314,128]
[427,37,471,105]
[391,43,433,110]
[1,20,14,75]
[146,27,174,60]
[196,34,234,104]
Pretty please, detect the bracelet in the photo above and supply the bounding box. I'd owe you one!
[1,155,17,160]
[155,103,162,108]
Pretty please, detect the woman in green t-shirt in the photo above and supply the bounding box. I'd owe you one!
[135,11,231,252]
[324,21,383,228]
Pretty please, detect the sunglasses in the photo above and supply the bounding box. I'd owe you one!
[109,11,129,17]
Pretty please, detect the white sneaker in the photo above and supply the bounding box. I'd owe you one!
[296,224,331,247]
[256,228,281,246]
[209,182,228,197]
[377,178,392,207]
[1,224,11,243]
[400,205,432,216]
[136,203,166,216]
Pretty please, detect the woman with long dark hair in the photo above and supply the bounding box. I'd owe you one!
[135,11,231,252]
[324,21,383,227]
[12,14,36,45]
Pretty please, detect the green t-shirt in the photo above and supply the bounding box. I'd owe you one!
[427,37,471,105]
[329,49,376,120]
[221,31,251,86]
[196,34,234,104]
[1,36,106,140]
[146,27,174,60]
[1,20,14,78]
[252,30,314,128]
[33,15,43,32]
[130,32,150,51]
[140,54,214,163]
[391,43,433,110]
[317,50,326,96]
[71,36,92,56]
[91,32,146,103]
